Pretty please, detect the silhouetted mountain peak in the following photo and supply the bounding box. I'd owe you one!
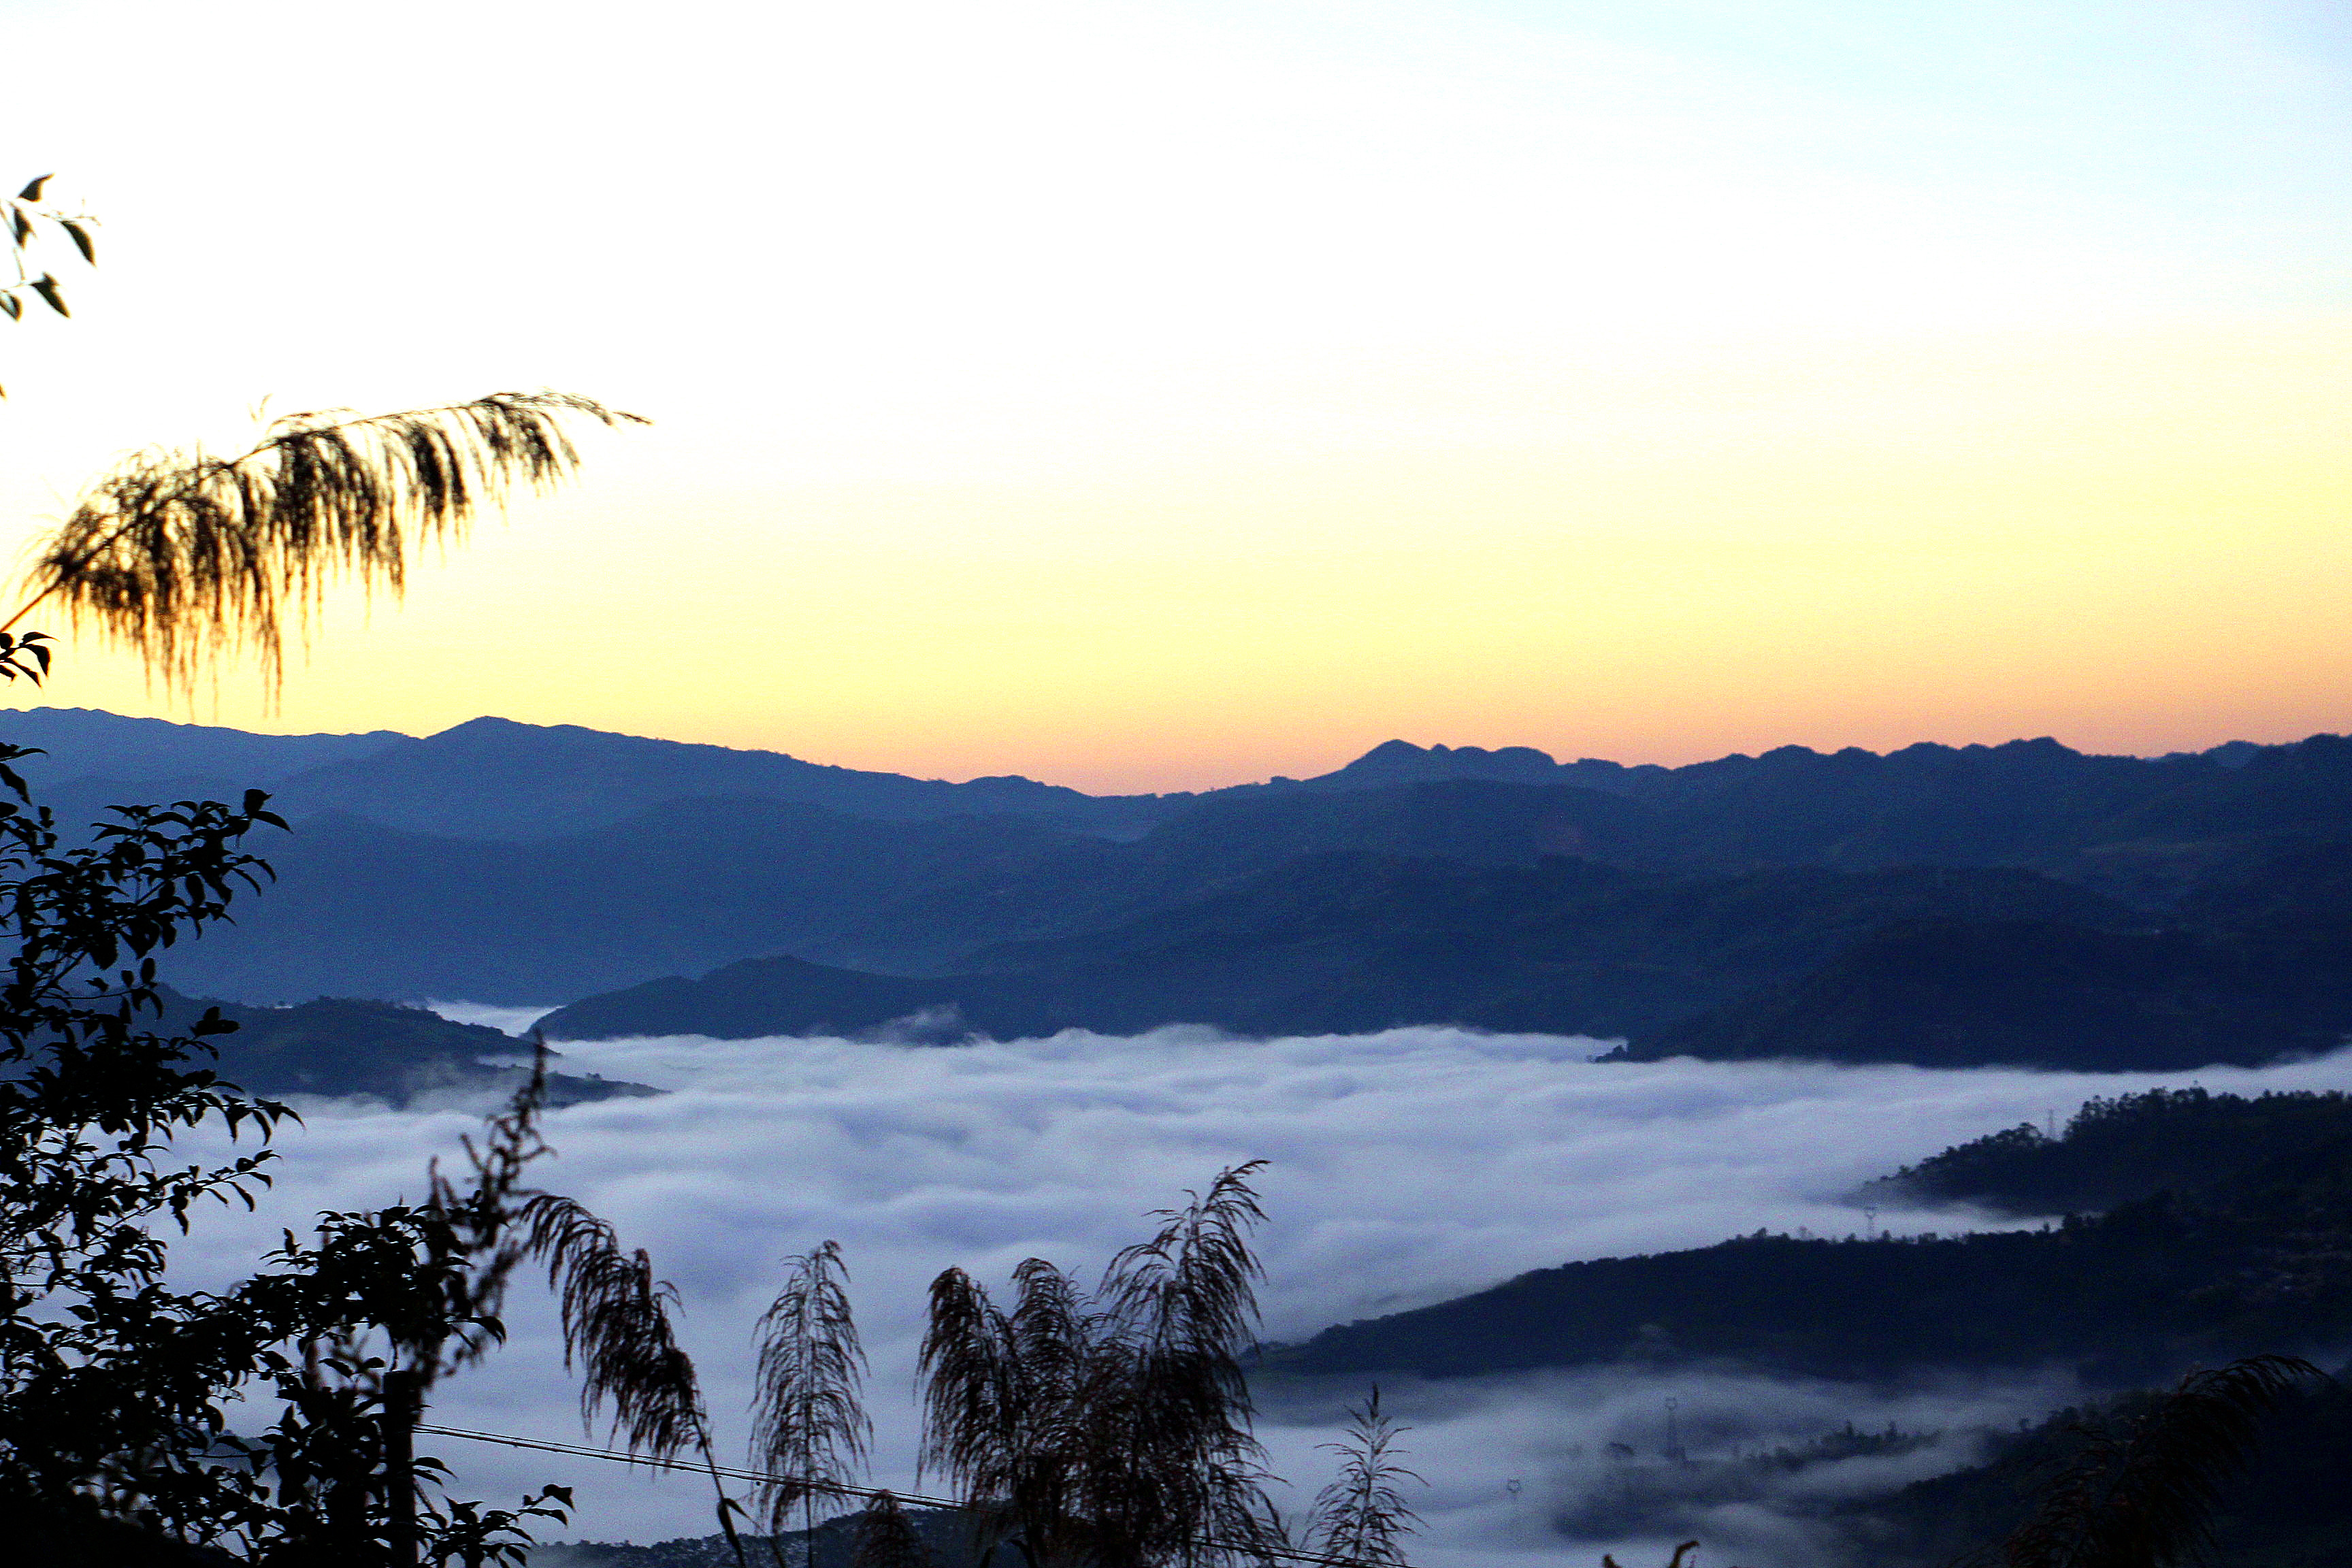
[1319,739,1572,787]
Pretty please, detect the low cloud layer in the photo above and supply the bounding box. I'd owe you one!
[169,1025,2352,1561]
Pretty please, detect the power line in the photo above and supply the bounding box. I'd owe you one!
[414,1423,1405,1568]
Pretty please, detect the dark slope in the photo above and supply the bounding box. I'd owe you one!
[536,956,1023,1043]
[2176,835,2352,926]
[150,987,649,1105]
[1629,917,2352,1069]
[2088,730,2352,845]
[841,780,1667,969]
[159,800,1093,1004]
[1270,1215,2293,1385]
[1860,1087,2352,1216]
[1624,838,2352,1067]
[14,708,2334,881]
[537,1504,987,1568]
[1563,1369,2352,1567]
[159,780,1679,1004]
[1271,1090,2352,1386]
[265,716,1166,840]
[1239,734,2309,891]
[0,706,407,785]
[22,710,2352,1047]
[1271,737,1667,795]
[539,856,2124,1041]
[1844,1372,2352,1568]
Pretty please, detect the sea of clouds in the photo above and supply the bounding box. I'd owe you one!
[163,1022,2352,1567]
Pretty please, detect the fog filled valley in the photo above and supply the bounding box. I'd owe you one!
[11,707,2350,1567]
[171,1023,2352,1567]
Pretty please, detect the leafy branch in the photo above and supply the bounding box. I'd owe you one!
[2,174,95,395]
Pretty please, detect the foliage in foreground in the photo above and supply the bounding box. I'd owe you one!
[3,208,670,1556]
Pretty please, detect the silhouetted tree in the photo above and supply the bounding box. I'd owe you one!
[1997,1354,2322,1568]
[919,1163,1280,1568]
[0,174,668,1562]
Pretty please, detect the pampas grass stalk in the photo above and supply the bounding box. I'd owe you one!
[1307,1390,1422,1568]
[7,391,646,689]
[918,1162,1274,1568]
[751,1239,872,1548]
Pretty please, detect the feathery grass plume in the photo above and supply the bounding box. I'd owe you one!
[919,1260,1081,1563]
[520,1186,753,1567]
[919,1162,1273,1568]
[1999,1354,2321,1568]
[1307,1390,1422,1568]
[7,391,647,689]
[1092,1162,1272,1567]
[849,1492,938,1568]
[519,1190,708,1460]
[751,1240,872,1539]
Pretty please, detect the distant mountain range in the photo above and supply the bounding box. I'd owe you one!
[7,706,2351,1073]
[1,707,1159,838]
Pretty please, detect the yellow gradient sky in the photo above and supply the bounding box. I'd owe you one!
[1,1,2347,791]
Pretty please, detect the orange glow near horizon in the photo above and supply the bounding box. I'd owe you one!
[13,320,2348,795]
[1,3,2347,795]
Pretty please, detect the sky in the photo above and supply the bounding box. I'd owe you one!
[168,1022,2352,1561]
[0,0,2347,792]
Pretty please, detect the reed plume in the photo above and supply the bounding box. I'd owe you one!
[751,1239,872,1538]
[1307,1390,1422,1568]
[519,1190,710,1461]
[9,391,646,689]
[918,1162,1273,1568]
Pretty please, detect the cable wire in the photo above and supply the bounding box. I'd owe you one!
[414,1422,1403,1568]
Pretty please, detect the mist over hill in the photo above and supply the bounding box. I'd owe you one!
[1269,1085,2352,1386]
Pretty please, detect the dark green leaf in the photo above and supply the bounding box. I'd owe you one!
[59,219,93,263]
[30,273,65,316]
[16,173,50,201]
[0,293,18,321]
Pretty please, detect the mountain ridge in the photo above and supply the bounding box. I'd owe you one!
[5,704,2300,849]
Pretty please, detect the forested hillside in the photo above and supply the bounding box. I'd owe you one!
[1270,1089,2352,1385]
[1838,1372,2352,1567]
[538,857,2122,1044]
